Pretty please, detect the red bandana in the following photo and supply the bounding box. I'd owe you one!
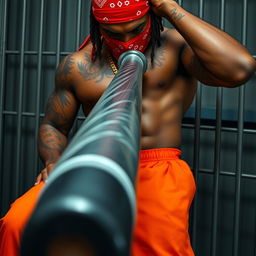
[92,0,150,24]
[78,0,151,59]
[102,15,151,60]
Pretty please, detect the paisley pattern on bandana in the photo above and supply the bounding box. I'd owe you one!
[92,0,150,23]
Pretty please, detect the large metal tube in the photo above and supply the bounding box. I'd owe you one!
[21,50,147,256]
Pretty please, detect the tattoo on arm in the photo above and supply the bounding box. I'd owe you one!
[39,90,76,164]
[38,125,67,164]
[170,8,185,21]
[42,90,78,147]
[45,91,72,124]
[39,126,66,152]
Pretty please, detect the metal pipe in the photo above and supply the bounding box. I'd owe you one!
[21,51,147,256]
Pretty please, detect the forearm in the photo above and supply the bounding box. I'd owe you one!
[38,123,68,167]
[164,1,255,81]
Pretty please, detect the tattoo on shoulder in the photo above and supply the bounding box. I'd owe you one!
[148,32,168,69]
[170,8,185,21]
[56,54,74,78]
[77,53,113,83]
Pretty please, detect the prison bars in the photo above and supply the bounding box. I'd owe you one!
[34,0,44,190]
[0,0,256,255]
[210,0,226,254]
[0,0,87,200]
[233,0,248,255]
[190,0,203,250]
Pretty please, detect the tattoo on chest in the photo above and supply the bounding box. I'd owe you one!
[148,33,168,70]
[151,48,165,68]
[77,53,113,83]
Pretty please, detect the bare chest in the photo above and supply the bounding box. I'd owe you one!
[75,46,183,114]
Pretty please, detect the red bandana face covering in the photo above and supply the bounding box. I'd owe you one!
[78,0,151,60]
[101,16,151,60]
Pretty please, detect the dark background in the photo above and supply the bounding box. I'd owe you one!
[0,0,255,255]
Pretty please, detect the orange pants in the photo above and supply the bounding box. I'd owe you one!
[0,148,196,256]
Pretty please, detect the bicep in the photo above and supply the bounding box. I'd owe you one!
[181,44,233,87]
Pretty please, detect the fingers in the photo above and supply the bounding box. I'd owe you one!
[34,168,48,185]
[42,169,49,183]
[35,173,42,185]
[34,163,56,186]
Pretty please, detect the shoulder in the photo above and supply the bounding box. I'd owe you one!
[56,46,92,79]
[160,27,187,50]
[55,44,97,89]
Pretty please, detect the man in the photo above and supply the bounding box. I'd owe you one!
[0,0,255,255]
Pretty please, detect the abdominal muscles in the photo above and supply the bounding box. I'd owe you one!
[140,96,183,150]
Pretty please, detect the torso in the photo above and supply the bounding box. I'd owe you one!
[67,28,197,150]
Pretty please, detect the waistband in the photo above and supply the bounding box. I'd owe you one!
[139,148,181,162]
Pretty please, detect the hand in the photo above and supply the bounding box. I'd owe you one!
[35,162,56,185]
[149,0,177,18]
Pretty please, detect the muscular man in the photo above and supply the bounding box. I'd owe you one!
[1,0,255,255]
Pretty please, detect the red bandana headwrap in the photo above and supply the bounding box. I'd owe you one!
[92,0,150,23]
[79,0,151,60]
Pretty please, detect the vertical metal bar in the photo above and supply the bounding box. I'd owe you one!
[0,0,8,214]
[56,0,63,67]
[76,0,82,48]
[34,0,45,177]
[254,218,256,255]
[73,0,82,135]
[15,0,27,196]
[232,0,247,254]
[211,89,223,256]
[211,0,225,255]
[191,0,204,250]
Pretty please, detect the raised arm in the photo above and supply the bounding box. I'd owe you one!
[36,55,80,184]
[150,0,256,87]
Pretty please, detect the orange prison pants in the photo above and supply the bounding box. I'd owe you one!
[0,148,196,256]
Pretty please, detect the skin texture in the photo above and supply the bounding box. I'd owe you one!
[36,0,256,186]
